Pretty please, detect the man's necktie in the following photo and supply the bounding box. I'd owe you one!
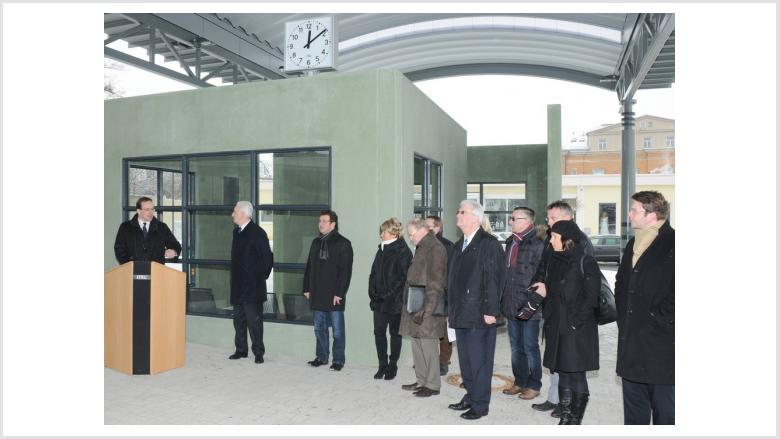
[462,237,469,251]
[142,222,148,239]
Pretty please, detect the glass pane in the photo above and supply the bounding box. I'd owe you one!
[258,210,322,264]
[161,171,182,206]
[430,163,441,209]
[187,264,231,316]
[483,183,526,212]
[598,203,617,235]
[413,156,424,207]
[127,159,183,207]
[467,184,481,204]
[160,211,183,245]
[188,154,250,205]
[487,212,512,235]
[258,150,329,206]
[270,268,312,323]
[189,211,234,260]
[128,167,157,206]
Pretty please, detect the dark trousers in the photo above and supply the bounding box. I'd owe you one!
[622,378,675,425]
[455,326,497,415]
[372,311,401,366]
[507,318,543,390]
[558,370,589,394]
[439,338,453,365]
[233,302,265,357]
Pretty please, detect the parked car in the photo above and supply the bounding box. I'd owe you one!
[589,234,621,264]
[492,231,512,242]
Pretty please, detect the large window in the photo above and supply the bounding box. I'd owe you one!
[123,147,331,325]
[466,182,526,239]
[413,154,442,218]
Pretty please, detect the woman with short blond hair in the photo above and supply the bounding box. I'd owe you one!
[368,217,413,380]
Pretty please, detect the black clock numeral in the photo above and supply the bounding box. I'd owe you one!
[324,39,329,45]
[292,34,298,40]
[307,60,311,66]
[306,23,311,29]
[289,44,293,49]
[292,52,296,58]
[315,56,320,62]
[298,58,302,63]
[322,49,326,55]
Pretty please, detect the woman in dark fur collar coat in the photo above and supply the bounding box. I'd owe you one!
[368,218,413,380]
[531,220,600,425]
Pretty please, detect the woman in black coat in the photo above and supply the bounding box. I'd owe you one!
[368,218,413,380]
[531,220,600,425]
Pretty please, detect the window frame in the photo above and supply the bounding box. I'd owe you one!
[123,146,332,326]
[413,153,443,219]
[466,181,528,235]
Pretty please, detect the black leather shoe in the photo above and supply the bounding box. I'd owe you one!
[329,363,343,371]
[374,366,387,379]
[532,401,557,412]
[228,352,248,360]
[551,403,562,418]
[254,356,264,364]
[307,358,326,367]
[439,363,449,376]
[402,382,422,391]
[460,409,486,420]
[448,399,472,411]
[383,365,398,380]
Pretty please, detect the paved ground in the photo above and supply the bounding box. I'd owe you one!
[105,267,623,425]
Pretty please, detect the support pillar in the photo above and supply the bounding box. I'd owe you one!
[620,99,636,253]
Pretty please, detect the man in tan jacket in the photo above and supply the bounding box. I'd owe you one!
[399,218,448,397]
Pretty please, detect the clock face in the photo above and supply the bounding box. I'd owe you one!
[284,18,335,72]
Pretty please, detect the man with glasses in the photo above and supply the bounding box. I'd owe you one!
[114,196,181,264]
[445,200,506,420]
[500,207,545,401]
[616,191,675,424]
[530,200,594,417]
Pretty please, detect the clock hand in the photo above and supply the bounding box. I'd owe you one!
[304,30,312,49]
[308,29,327,45]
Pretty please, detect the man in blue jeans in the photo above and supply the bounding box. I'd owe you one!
[499,207,545,400]
[303,210,353,371]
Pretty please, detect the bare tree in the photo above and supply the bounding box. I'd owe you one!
[104,59,124,99]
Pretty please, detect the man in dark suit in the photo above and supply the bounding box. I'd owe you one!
[229,201,273,364]
[446,200,506,420]
[426,215,455,376]
[615,191,675,424]
[114,196,181,264]
[303,210,353,371]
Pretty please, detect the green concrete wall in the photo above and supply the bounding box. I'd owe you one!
[104,70,466,366]
[466,144,548,222]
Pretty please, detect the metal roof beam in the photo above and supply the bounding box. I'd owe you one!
[615,13,675,101]
[405,63,614,90]
[104,46,213,88]
[122,13,286,80]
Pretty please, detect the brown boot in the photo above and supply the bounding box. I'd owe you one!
[502,385,525,395]
[519,388,541,400]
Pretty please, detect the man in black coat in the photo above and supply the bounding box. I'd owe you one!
[303,210,353,371]
[615,191,675,424]
[228,201,273,364]
[500,207,545,400]
[529,200,594,417]
[445,200,506,420]
[426,215,455,376]
[114,197,181,265]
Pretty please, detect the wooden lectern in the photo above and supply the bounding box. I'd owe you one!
[104,261,186,375]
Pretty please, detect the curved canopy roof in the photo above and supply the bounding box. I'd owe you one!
[104,12,674,100]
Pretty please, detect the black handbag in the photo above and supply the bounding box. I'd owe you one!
[580,256,617,325]
[408,285,447,316]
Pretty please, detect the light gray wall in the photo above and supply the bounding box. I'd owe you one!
[104,70,466,365]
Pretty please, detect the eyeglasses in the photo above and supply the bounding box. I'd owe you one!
[509,217,530,222]
[456,210,469,215]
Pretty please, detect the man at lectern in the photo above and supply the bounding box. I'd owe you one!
[228,201,274,364]
[114,197,181,264]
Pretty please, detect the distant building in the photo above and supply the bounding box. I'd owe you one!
[561,115,675,236]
